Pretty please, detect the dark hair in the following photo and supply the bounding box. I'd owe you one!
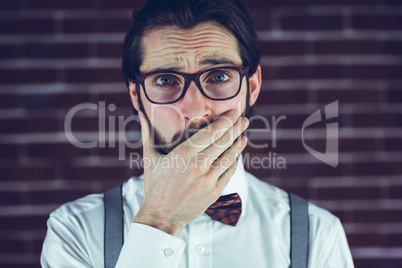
[122,0,260,87]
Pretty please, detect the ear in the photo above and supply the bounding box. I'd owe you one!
[248,65,262,107]
[129,81,141,113]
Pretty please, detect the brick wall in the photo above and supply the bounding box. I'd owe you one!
[0,0,401,267]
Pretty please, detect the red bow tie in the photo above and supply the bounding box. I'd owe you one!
[205,193,242,226]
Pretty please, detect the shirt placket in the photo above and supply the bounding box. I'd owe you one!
[187,215,212,268]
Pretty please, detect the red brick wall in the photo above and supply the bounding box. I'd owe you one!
[0,0,401,267]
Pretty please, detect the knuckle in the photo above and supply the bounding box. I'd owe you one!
[216,133,232,147]
[225,164,236,176]
[179,143,193,157]
[193,163,204,174]
[205,171,217,182]
[210,126,226,141]
[211,119,231,132]
[191,157,207,174]
[219,155,233,169]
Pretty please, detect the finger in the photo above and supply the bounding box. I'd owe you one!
[174,110,238,155]
[201,116,248,162]
[209,135,247,179]
[214,160,238,194]
[138,111,159,158]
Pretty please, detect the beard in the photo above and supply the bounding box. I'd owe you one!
[137,83,254,155]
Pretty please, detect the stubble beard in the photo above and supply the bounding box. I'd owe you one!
[136,85,253,155]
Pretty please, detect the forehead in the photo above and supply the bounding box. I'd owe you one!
[140,22,242,73]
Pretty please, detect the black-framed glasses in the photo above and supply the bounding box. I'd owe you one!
[132,66,249,104]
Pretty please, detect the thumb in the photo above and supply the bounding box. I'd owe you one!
[138,111,158,158]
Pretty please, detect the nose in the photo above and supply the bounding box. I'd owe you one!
[178,81,212,124]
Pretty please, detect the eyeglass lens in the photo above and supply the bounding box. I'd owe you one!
[144,68,241,103]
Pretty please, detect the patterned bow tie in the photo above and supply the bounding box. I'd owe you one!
[205,193,242,226]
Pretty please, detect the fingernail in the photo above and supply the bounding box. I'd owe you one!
[242,117,249,126]
[242,136,247,143]
[234,160,237,167]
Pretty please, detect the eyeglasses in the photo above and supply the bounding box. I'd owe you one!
[132,66,249,104]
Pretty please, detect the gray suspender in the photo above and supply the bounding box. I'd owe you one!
[288,193,309,268]
[104,185,124,268]
[104,187,309,268]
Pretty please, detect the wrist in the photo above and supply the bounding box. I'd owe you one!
[133,209,184,237]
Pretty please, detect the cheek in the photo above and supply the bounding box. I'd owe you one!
[210,87,247,117]
[144,102,185,134]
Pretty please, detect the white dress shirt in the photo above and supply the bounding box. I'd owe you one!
[41,159,354,268]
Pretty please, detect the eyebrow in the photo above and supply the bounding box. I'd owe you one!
[146,57,238,73]
[198,58,237,66]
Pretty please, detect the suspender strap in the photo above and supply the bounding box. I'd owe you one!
[288,192,309,268]
[103,187,308,267]
[104,185,124,268]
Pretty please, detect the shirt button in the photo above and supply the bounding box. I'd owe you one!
[164,248,174,257]
[196,244,205,254]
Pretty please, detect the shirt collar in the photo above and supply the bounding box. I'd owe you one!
[221,154,249,216]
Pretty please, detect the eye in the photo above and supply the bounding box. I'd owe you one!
[155,75,174,86]
[204,70,232,84]
[213,72,229,82]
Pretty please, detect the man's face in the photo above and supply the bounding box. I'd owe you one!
[129,22,261,154]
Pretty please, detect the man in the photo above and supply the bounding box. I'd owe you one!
[41,0,354,267]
